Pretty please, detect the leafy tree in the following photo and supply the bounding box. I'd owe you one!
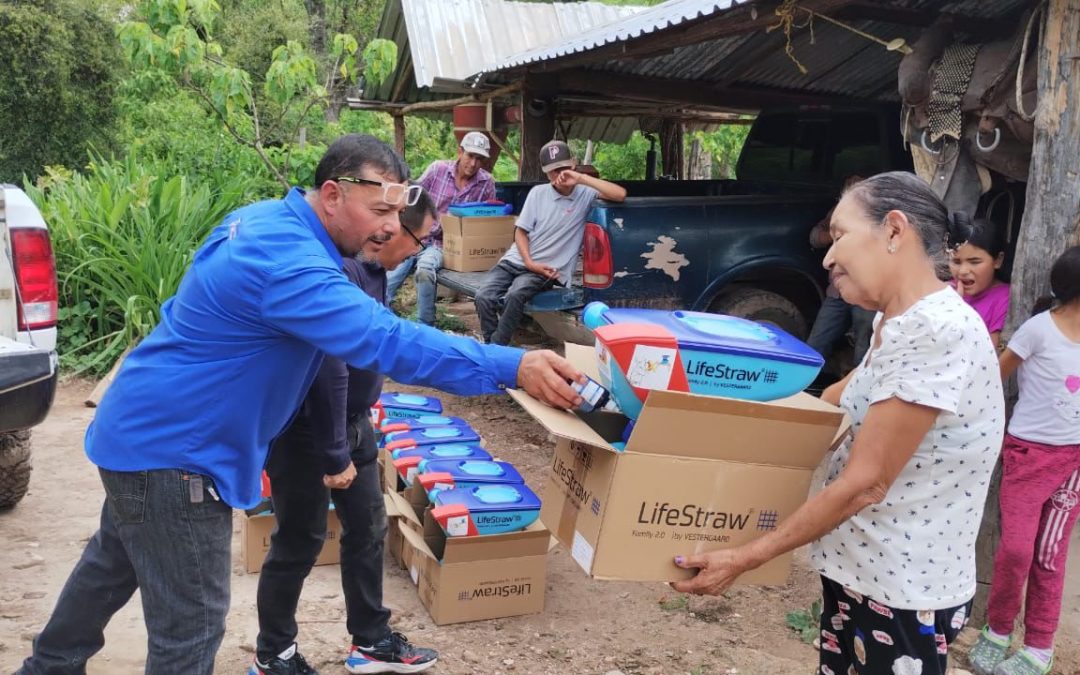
[0,0,122,181]
[116,0,397,189]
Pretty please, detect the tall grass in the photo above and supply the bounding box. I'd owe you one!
[25,156,261,374]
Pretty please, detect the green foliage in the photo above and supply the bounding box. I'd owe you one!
[0,0,122,182]
[25,157,259,375]
[362,38,398,87]
[785,598,823,645]
[692,124,752,179]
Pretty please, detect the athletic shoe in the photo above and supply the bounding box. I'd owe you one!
[969,626,1010,675]
[345,631,438,674]
[249,644,319,675]
[994,649,1053,675]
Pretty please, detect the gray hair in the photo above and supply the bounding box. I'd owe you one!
[844,171,971,279]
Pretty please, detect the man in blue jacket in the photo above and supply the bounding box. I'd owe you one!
[19,135,583,675]
[253,189,441,675]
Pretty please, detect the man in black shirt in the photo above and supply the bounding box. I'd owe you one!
[252,189,440,675]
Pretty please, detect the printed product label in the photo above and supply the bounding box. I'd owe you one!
[446,515,470,537]
[627,345,677,390]
[571,531,595,573]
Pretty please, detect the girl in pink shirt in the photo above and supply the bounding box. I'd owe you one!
[950,218,1010,348]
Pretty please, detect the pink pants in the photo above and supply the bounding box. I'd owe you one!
[987,434,1080,649]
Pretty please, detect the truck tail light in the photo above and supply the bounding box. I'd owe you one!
[10,228,58,330]
[583,222,612,288]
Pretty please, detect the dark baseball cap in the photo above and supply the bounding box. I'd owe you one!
[539,140,575,173]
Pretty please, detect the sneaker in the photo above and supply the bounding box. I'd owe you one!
[969,627,1010,675]
[994,649,1053,675]
[249,645,319,675]
[345,631,438,674]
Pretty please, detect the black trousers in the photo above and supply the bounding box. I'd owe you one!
[256,413,390,658]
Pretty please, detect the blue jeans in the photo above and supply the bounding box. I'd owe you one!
[806,295,875,366]
[19,468,232,675]
[384,247,443,326]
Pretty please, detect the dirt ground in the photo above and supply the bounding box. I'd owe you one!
[1,303,1078,674]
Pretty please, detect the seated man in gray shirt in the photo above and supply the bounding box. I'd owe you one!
[475,140,626,345]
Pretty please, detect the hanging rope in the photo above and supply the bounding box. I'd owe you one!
[1015,1,1044,122]
[767,0,810,75]
[768,1,913,75]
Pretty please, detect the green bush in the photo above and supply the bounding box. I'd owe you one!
[25,156,260,374]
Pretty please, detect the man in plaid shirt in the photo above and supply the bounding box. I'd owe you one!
[385,131,496,325]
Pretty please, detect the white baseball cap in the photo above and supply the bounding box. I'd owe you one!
[460,131,491,158]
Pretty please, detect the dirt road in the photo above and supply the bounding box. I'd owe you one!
[1,378,1077,674]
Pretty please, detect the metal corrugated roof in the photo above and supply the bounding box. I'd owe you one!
[478,0,1033,105]
[483,0,747,73]
[371,0,645,98]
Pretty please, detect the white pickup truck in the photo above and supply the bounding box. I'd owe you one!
[0,184,58,508]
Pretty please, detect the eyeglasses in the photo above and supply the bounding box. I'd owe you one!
[333,176,422,206]
[402,224,427,253]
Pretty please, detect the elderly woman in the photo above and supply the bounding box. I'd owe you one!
[674,172,1005,675]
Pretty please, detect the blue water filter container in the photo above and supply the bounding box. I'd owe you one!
[382,425,481,452]
[585,302,823,403]
[390,443,493,463]
[430,484,542,537]
[378,392,444,419]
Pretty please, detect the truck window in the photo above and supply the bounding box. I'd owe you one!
[830,113,882,181]
[737,113,829,182]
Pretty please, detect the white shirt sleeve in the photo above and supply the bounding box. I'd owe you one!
[1005,313,1043,360]
[868,307,969,414]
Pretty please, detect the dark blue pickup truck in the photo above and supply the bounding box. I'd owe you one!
[439,106,911,344]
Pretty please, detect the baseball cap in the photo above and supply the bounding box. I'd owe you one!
[539,140,575,173]
[460,131,491,158]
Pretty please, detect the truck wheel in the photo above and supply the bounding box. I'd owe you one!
[0,430,33,509]
[708,287,808,339]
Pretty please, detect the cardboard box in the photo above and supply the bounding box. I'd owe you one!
[240,508,343,574]
[440,214,517,272]
[510,343,850,584]
[386,489,548,625]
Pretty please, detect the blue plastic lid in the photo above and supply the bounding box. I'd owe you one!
[416,415,453,425]
[387,393,429,406]
[460,461,505,476]
[430,444,485,458]
[474,485,524,504]
[419,459,524,483]
[434,484,541,511]
[422,427,464,439]
[597,307,822,367]
[391,445,492,462]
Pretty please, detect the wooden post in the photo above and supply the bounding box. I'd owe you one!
[520,73,557,181]
[393,115,406,158]
[659,119,685,179]
[972,0,1080,623]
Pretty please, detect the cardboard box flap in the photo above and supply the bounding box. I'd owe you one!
[507,388,614,451]
[629,389,847,468]
[442,214,517,236]
[386,489,423,528]
[384,492,399,517]
[441,521,550,564]
[564,342,601,379]
[398,519,437,562]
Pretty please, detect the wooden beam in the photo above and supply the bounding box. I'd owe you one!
[393,115,406,157]
[973,0,1080,624]
[556,68,872,111]
[520,73,558,181]
[398,82,521,115]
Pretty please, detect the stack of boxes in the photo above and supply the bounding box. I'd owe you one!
[376,392,551,625]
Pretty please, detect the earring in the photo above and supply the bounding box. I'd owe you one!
[887,243,897,254]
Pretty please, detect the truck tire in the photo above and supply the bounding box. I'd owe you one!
[708,287,808,339]
[0,430,33,509]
